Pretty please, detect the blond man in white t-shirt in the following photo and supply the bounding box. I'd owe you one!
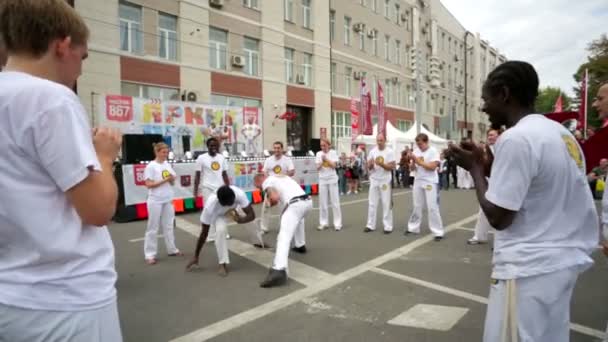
[0,1,122,340]
[405,133,444,240]
[315,139,342,231]
[449,61,597,342]
[364,133,396,233]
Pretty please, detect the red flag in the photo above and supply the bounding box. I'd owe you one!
[360,78,373,135]
[350,98,359,141]
[377,80,387,138]
[578,69,588,136]
[553,94,563,112]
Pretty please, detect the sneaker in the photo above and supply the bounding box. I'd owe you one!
[347,191,352,195]
[354,191,359,194]
[317,225,327,231]
[206,237,215,243]
[363,227,373,233]
[145,258,157,265]
[434,236,443,242]
[467,238,486,245]
[383,230,392,234]
[340,192,345,196]
[334,226,342,231]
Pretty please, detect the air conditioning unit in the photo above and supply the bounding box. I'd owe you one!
[353,23,364,33]
[454,54,460,62]
[421,27,428,34]
[231,55,245,67]
[426,41,432,47]
[419,0,428,8]
[367,29,376,38]
[296,74,306,84]
[441,81,445,88]
[391,77,398,84]
[181,90,198,102]
[401,12,408,22]
[353,71,363,80]
[425,75,432,82]
[209,0,224,8]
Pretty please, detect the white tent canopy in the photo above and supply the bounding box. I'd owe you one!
[336,122,448,155]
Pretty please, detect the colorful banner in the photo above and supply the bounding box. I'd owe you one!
[97,94,263,156]
[350,98,359,141]
[122,158,319,205]
[377,80,386,138]
[360,79,373,135]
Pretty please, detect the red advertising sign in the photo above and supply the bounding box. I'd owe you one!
[243,107,259,124]
[133,164,146,186]
[106,95,133,122]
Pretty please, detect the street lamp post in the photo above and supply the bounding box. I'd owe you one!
[463,31,474,139]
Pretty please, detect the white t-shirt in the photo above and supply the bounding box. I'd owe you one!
[144,160,176,203]
[367,146,395,183]
[602,180,608,225]
[195,152,228,190]
[200,186,250,225]
[262,175,306,206]
[0,71,116,311]
[412,146,440,185]
[315,150,339,185]
[242,124,260,139]
[486,114,598,280]
[264,155,295,176]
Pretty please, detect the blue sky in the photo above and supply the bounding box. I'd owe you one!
[441,0,607,96]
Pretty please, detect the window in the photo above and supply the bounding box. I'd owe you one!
[121,82,179,101]
[344,66,352,96]
[385,79,392,104]
[331,111,352,143]
[243,37,259,76]
[331,63,337,91]
[395,40,401,64]
[394,4,400,24]
[371,77,377,100]
[384,35,390,62]
[372,30,378,56]
[211,94,261,107]
[158,13,177,60]
[344,17,351,46]
[302,53,313,86]
[242,0,258,9]
[384,0,390,18]
[360,0,366,5]
[302,0,312,29]
[396,82,402,106]
[358,27,365,51]
[396,120,411,131]
[119,2,143,53]
[284,0,293,21]
[372,0,378,12]
[209,27,228,70]
[284,48,294,82]
[330,11,335,41]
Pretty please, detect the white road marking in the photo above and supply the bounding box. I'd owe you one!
[174,218,332,286]
[387,304,469,331]
[169,214,479,342]
[372,267,605,339]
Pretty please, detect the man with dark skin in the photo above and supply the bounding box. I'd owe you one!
[447,61,598,341]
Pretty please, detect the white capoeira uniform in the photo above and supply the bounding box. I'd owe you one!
[407,146,444,237]
[262,175,312,271]
[241,123,261,155]
[143,160,180,259]
[470,145,496,243]
[200,186,250,265]
[261,155,296,232]
[365,146,395,232]
[316,149,342,230]
[457,166,474,189]
[195,152,229,241]
[482,115,598,342]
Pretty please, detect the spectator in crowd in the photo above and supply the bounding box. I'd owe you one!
[337,152,348,195]
[439,152,448,190]
[588,158,607,199]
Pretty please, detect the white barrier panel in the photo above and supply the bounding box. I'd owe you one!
[122,157,319,206]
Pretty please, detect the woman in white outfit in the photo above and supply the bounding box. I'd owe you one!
[143,142,182,265]
[316,139,342,231]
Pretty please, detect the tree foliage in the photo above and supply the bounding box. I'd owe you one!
[573,34,608,128]
[535,86,571,113]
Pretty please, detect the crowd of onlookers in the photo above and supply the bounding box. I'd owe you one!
[589,158,607,200]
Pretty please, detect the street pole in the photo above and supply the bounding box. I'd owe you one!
[463,31,473,139]
[415,47,422,135]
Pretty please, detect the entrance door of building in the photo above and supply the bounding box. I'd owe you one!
[286,105,312,152]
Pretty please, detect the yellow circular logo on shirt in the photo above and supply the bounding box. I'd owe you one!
[161,170,171,179]
[375,156,384,164]
[562,135,583,171]
[273,165,282,174]
[381,184,388,191]
[322,160,330,168]
[425,184,433,191]
[417,157,425,163]
[211,161,220,171]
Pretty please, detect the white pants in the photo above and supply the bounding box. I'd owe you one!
[0,300,122,342]
[211,216,230,264]
[407,182,444,237]
[319,182,342,228]
[246,139,257,155]
[483,267,580,342]
[202,186,229,241]
[366,179,393,231]
[472,207,492,241]
[145,201,179,259]
[273,199,312,270]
